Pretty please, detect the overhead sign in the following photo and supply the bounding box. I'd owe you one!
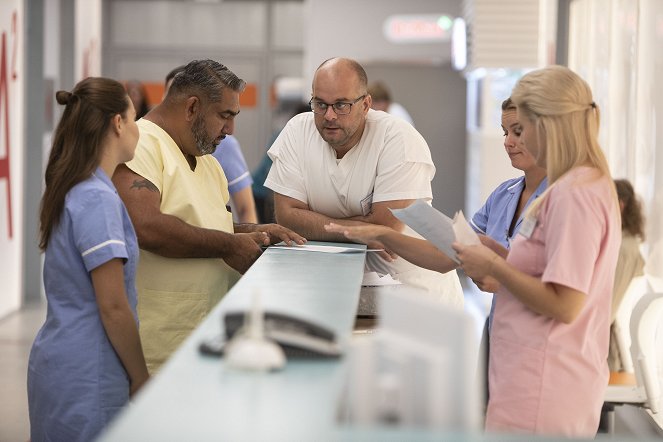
[383,14,454,43]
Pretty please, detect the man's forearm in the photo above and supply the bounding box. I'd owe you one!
[346,211,404,231]
[277,206,372,241]
[137,212,238,259]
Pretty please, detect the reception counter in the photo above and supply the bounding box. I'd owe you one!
[98,241,367,441]
[97,242,649,441]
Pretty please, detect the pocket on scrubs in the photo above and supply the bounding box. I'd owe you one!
[138,289,211,373]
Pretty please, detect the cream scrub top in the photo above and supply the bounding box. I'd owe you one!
[265,110,463,308]
[126,119,239,373]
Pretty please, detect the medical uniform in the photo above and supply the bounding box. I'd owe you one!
[28,169,138,442]
[471,176,548,249]
[212,135,253,195]
[126,119,238,373]
[486,167,620,437]
[472,176,548,327]
[265,110,463,308]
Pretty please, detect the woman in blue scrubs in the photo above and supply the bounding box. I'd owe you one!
[28,77,149,441]
[469,97,547,292]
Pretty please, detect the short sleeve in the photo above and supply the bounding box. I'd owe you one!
[372,162,434,202]
[372,122,435,202]
[69,189,129,272]
[264,120,308,203]
[124,131,165,193]
[471,199,491,235]
[213,136,253,194]
[540,187,607,293]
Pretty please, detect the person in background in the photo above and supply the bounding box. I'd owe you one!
[266,57,463,307]
[453,66,620,437]
[367,80,414,126]
[252,102,311,224]
[165,65,258,223]
[126,79,150,120]
[608,178,646,371]
[28,77,149,441]
[113,59,304,374]
[212,135,257,223]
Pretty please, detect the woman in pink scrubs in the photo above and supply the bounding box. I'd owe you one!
[454,66,621,437]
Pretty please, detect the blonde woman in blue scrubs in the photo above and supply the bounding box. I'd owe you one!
[470,98,547,291]
[28,78,148,441]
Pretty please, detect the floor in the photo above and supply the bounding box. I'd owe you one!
[0,302,45,442]
[1,289,662,441]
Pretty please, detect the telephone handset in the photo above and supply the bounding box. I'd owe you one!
[199,311,341,359]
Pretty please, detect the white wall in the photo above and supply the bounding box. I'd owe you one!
[0,0,25,319]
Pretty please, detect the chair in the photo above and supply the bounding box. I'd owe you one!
[603,292,663,433]
[610,275,651,372]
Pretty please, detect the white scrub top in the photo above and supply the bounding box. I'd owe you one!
[265,110,463,307]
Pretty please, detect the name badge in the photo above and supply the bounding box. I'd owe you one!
[519,215,537,239]
[360,192,374,216]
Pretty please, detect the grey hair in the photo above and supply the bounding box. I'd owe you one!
[169,59,246,103]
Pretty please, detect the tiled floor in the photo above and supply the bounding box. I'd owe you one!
[1,293,661,441]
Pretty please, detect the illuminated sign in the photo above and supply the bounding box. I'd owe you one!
[383,14,454,43]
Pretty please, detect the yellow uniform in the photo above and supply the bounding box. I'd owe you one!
[127,119,239,373]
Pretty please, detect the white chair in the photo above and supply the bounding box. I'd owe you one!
[603,292,663,433]
[611,275,651,372]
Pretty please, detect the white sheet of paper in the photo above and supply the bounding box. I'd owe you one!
[390,200,480,263]
[269,244,366,254]
[452,211,481,246]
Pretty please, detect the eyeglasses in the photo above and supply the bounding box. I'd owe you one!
[309,95,366,115]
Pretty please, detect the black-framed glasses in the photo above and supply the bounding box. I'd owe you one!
[309,95,366,115]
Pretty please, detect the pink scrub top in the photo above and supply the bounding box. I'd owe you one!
[486,167,620,437]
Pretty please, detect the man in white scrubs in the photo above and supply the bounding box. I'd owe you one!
[265,57,463,307]
[113,60,304,373]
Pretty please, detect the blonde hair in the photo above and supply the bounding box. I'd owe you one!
[511,66,615,214]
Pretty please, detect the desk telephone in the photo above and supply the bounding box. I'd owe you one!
[199,311,342,358]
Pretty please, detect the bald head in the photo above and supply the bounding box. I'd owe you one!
[313,58,368,93]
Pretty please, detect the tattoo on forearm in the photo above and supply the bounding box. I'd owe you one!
[130,179,159,193]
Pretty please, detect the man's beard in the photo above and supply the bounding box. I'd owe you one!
[192,115,218,155]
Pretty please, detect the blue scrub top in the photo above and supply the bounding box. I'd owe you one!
[471,175,548,249]
[28,168,139,442]
[470,175,548,327]
[212,135,253,194]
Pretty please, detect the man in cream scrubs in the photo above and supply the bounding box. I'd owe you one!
[265,58,463,308]
[113,60,304,373]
